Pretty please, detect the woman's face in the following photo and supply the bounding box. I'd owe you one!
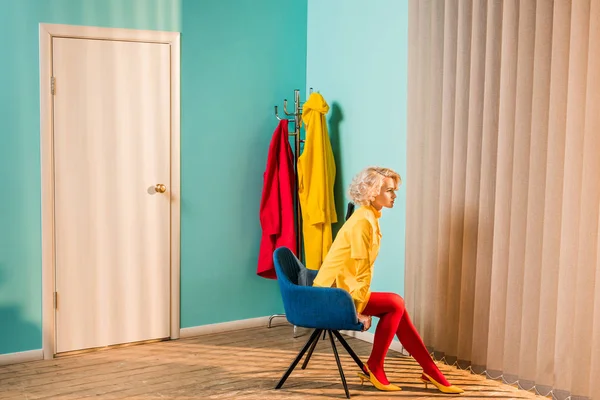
[371,177,398,211]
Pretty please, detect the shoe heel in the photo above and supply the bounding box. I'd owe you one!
[422,372,464,394]
[357,372,368,386]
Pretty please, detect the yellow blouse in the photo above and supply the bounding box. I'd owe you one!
[312,205,381,313]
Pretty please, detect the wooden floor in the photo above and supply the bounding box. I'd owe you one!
[0,324,546,400]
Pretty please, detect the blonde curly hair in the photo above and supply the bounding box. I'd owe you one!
[348,166,401,206]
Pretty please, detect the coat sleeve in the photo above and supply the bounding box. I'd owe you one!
[276,121,297,255]
[259,129,281,236]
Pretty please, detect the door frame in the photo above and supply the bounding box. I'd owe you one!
[39,23,181,359]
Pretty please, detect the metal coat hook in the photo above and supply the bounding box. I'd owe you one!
[274,105,293,122]
[283,99,294,116]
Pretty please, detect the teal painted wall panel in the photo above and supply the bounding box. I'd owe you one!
[0,0,307,355]
[306,0,408,298]
[180,0,307,327]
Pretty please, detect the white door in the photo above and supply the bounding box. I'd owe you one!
[52,37,171,353]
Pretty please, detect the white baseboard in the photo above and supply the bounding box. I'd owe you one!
[341,330,409,356]
[180,316,272,338]
[0,349,43,366]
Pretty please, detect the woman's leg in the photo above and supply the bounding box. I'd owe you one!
[396,310,450,386]
[361,292,405,385]
[363,293,453,387]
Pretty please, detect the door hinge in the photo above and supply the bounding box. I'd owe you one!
[53,292,58,309]
[51,77,56,95]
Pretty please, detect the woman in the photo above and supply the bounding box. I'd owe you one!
[312,166,464,393]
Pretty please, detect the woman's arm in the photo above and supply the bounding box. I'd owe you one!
[348,219,374,314]
[351,258,372,313]
[355,258,373,331]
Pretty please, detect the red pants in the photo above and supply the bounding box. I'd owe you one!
[362,292,450,386]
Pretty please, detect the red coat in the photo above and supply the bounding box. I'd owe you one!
[257,120,297,279]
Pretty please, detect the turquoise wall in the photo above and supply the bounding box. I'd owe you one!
[180,0,307,327]
[0,0,307,355]
[306,0,408,299]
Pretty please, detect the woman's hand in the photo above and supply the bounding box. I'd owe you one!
[357,313,372,331]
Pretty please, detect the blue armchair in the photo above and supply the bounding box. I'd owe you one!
[273,246,366,399]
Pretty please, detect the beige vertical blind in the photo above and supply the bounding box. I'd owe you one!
[406,1,600,398]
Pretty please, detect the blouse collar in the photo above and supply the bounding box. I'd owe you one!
[364,204,382,219]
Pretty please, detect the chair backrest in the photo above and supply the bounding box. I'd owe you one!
[273,247,316,287]
[274,246,303,285]
[345,202,355,221]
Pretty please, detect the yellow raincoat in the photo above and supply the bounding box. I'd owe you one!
[298,93,337,270]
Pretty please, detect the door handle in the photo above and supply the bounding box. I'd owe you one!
[155,184,167,193]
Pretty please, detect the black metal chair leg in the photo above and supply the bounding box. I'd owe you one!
[301,329,322,370]
[331,330,366,372]
[276,328,321,389]
[328,330,350,399]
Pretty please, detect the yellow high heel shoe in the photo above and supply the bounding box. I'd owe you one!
[421,372,464,394]
[357,365,402,391]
